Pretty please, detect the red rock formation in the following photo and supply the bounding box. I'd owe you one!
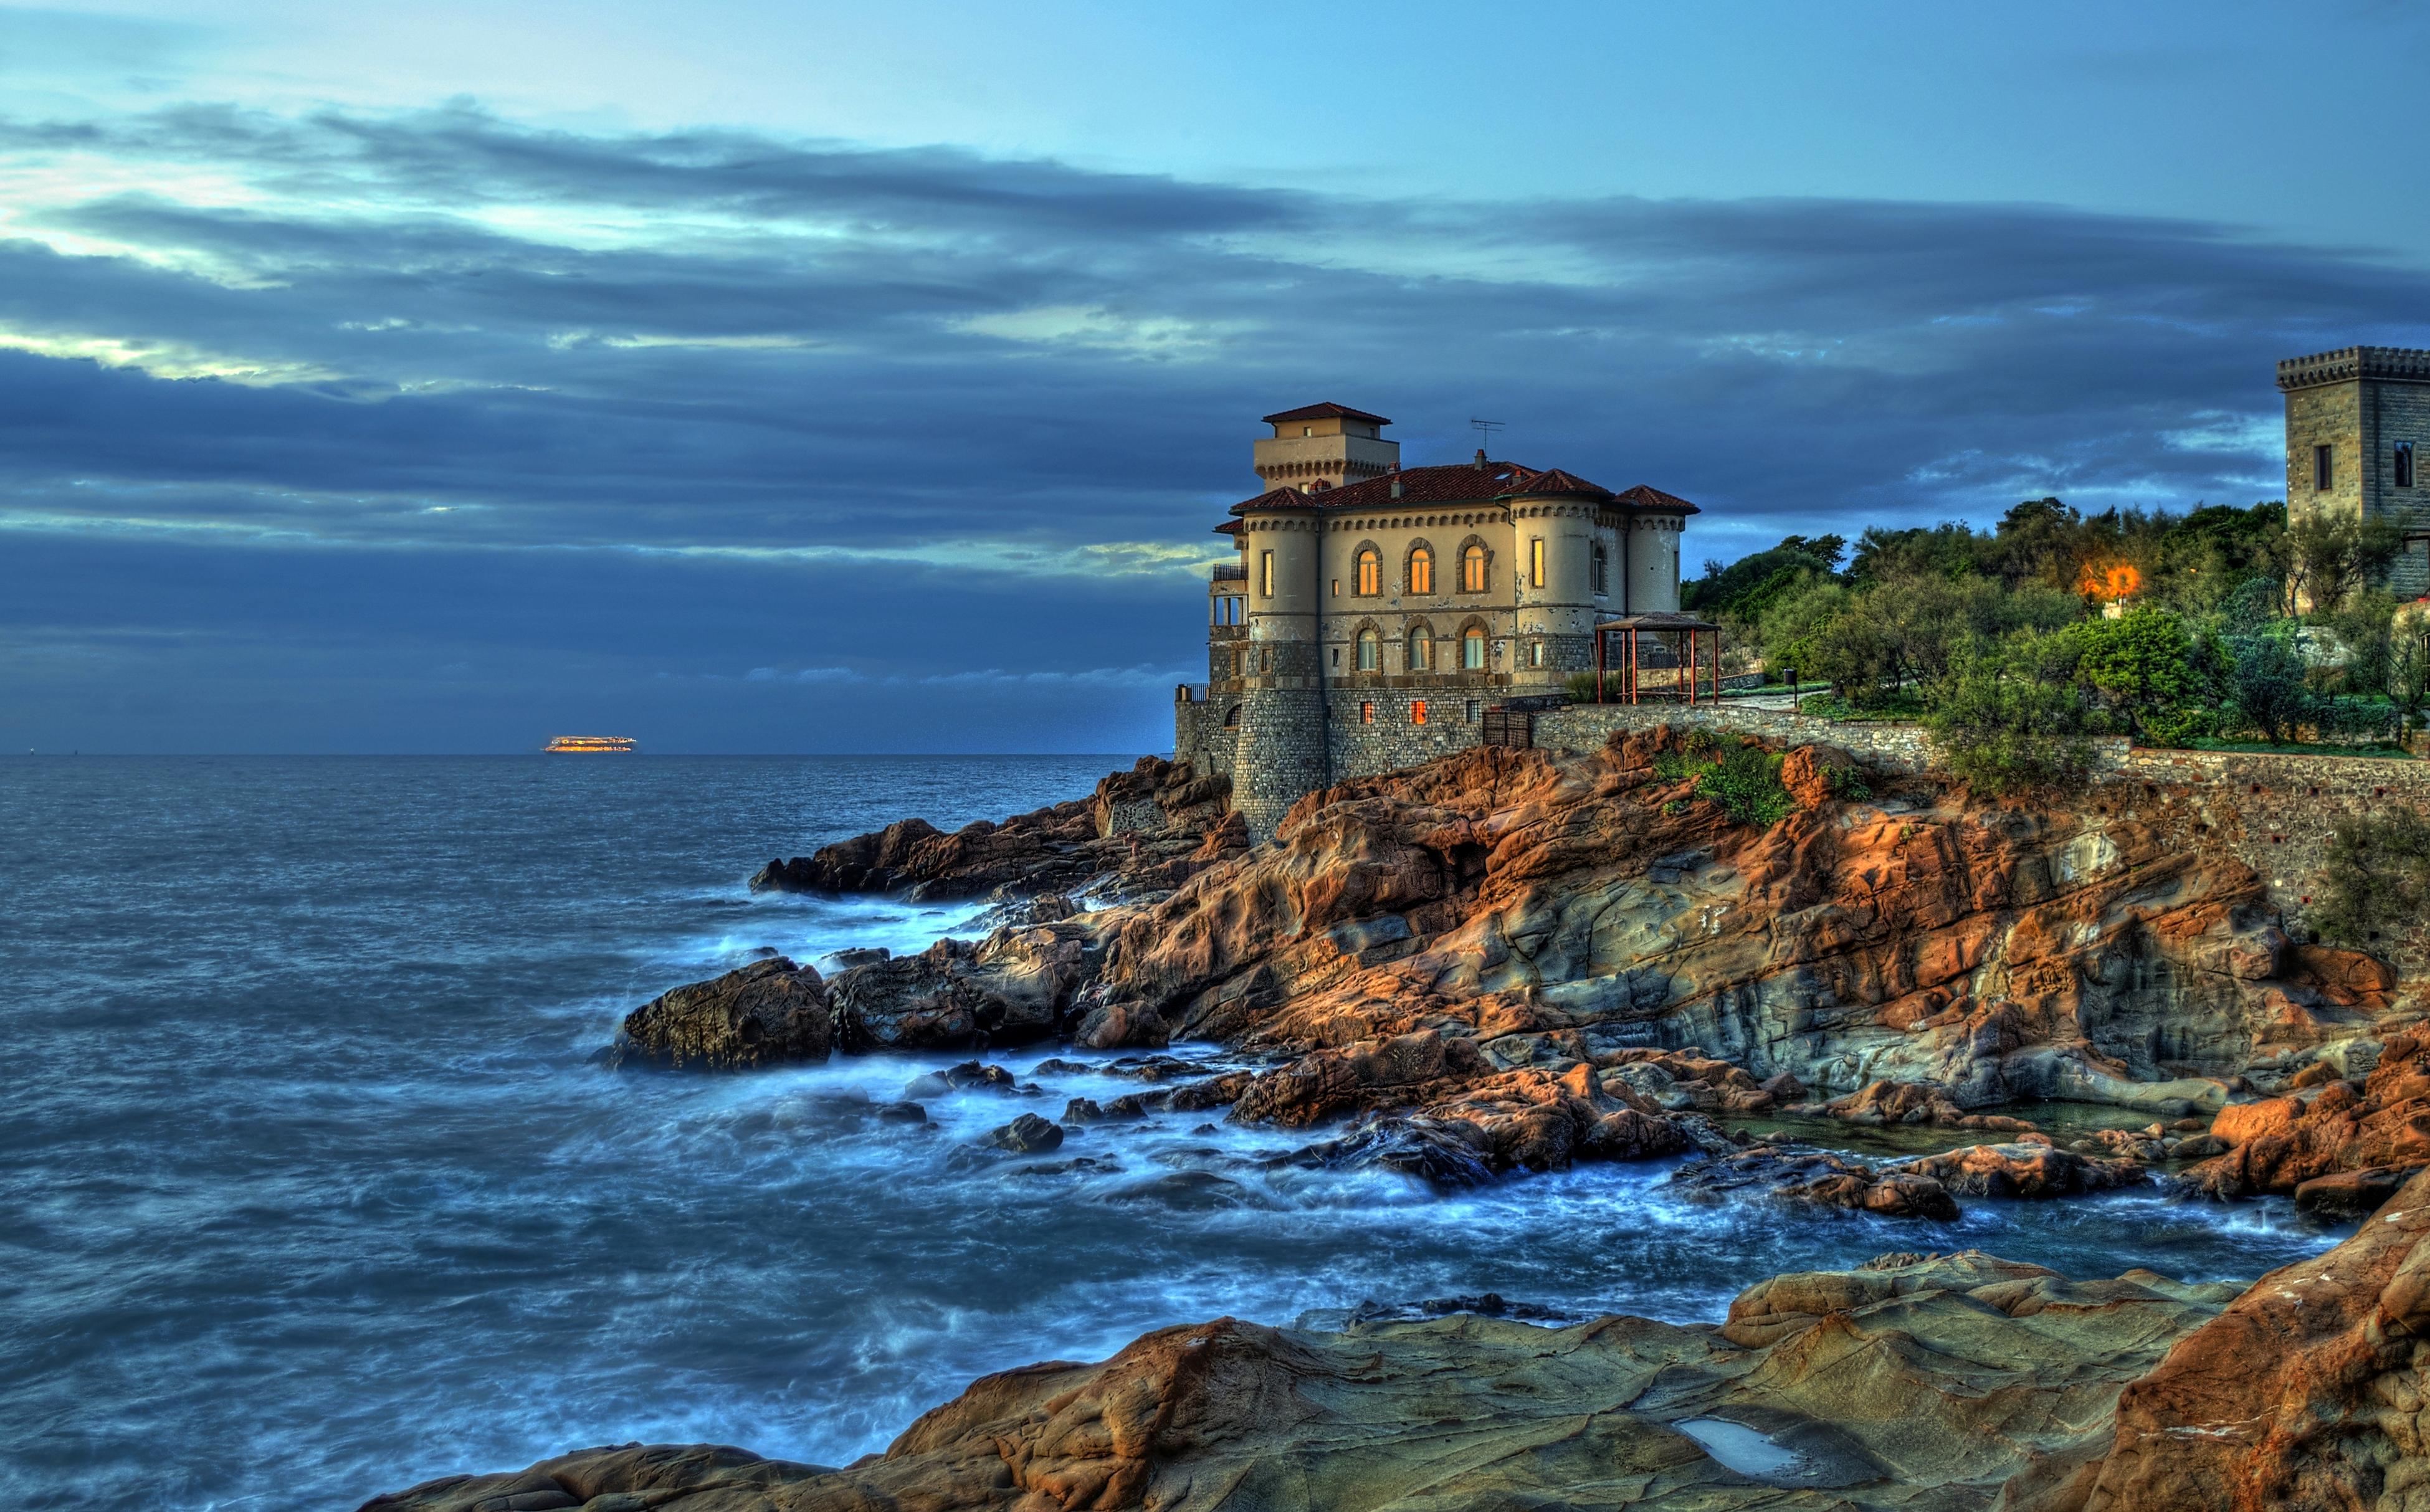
[750,756,1233,901]
[603,957,831,1070]
[2073,1167,2430,1511]
[2181,1032,2430,1198]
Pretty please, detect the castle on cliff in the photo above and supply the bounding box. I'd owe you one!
[1174,402,1700,839]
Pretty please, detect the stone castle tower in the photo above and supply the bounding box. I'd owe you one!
[2279,346,2430,598]
[1177,404,1699,841]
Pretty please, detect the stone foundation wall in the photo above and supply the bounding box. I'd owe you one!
[1535,702,1939,771]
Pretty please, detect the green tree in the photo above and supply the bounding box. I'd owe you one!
[2070,607,2208,746]
[2224,629,2314,744]
[1923,629,2104,794]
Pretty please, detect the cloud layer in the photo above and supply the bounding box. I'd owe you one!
[4,103,2426,751]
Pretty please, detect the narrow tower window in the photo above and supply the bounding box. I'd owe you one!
[2315,444,2334,492]
[1528,640,1545,668]
[1261,550,1274,597]
[1462,626,1485,670]
[2398,441,2416,490]
[1360,701,1375,724]
[1530,538,1545,588]
[1591,542,1608,595]
[1411,700,1427,726]
[1408,546,1433,595]
[1462,544,1487,592]
[1356,548,1379,596]
[1409,627,1432,670]
[1356,627,1380,672]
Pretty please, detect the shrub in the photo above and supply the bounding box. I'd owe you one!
[2069,606,2211,746]
[1922,632,2104,794]
[2224,629,2313,745]
[1654,739,1796,825]
[2312,807,2430,946]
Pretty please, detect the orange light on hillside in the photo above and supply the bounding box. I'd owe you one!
[2079,563,2142,600]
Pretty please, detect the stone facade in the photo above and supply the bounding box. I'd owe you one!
[1179,402,1698,840]
[2279,346,2430,598]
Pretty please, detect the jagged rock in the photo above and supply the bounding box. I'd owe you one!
[1890,1141,2145,1199]
[2077,1167,2430,1511]
[1670,1146,1961,1220]
[364,1252,2237,1512]
[985,1113,1064,1154]
[2292,1165,2418,1219]
[1281,1116,1498,1188]
[829,928,1090,1052]
[1778,741,1861,810]
[2180,1032,2430,1198]
[599,957,830,1070]
[1807,1078,2037,1131]
[749,757,1234,901]
[1060,1096,1103,1123]
[1070,999,1170,1051]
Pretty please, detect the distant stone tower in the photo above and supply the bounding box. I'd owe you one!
[2278,346,2430,598]
[1252,402,1399,494]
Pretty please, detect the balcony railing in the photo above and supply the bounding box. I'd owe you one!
[1211,562,1246,581]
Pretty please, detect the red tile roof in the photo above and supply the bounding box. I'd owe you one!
[1228,460,1699,519]
[1212,518,1242,535]
[1613,484,1701,515]
[1262,401,1393,426]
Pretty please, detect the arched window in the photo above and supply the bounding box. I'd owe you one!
[1356,547,1380,596]
[1462,544,1487,593]
[1462,626,1486,670]
[1408,626,1432,671]
[1591,542,1608,595]
[1356,627,1381,672]
[1223,704,1241,727]
[1408,546,1433,595]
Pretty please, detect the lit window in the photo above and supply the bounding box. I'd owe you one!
[1530,538,1545,588]
[1261,550,1274,596]
[1462,626,1485,670]
[1332,578,1341,596]
[1462,544,1487,592]
[2399,442,2417,490]
[1360,701,1375,724]
[2316,444,2334,492]
[1409,628,1431,670]
[1303,426,1313,437]
[1409,546,1433,594]
[1411,700,1428,725]
[1591,543,1608,595]
[1356,627,1380,671]
[1356,548,1379,596]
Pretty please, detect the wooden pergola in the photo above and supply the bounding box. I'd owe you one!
[1593,611,1723,705]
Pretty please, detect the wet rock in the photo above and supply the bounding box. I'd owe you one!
[901,1060,1021,1099]
[1229,1030,1491,1129]
[1670,1146,1960,1220]
[599,957,830,1070]
[831,930,1089,1052]
[1061,1096,1103,1123]
[1809,1079,2037,1132]
[372,1250,2235,1512]
[874,1101,927,1124]
[1070,999,1170,1051]
[2078,1167,2430,1510]
[1280,1116,1497,1189]
[1890,1141,2145,1199]
[2180,1032,2430,1199]
[749,756,1234,901]
[985,1113,1064,1154]
[2292,1165,2419,1219]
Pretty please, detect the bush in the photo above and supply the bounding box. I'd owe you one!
[2069,606,2213,746]
[1652,739,1797,825]
[1922,632,2104,794]
[2312,807,2430,946]
[2224,629,2313,745]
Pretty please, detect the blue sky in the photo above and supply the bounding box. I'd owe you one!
[4,1,2429,753]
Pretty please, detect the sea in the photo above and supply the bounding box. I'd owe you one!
[0,755,2354,1510]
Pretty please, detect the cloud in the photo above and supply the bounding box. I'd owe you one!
[4,99,2429,748]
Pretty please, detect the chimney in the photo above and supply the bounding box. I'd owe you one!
[1389,478,1403,498]
[1474,449,1487,467]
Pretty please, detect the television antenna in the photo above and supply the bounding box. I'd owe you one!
[1470,418,1504,453]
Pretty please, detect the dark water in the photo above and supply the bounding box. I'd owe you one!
[0,756,2351,1510]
